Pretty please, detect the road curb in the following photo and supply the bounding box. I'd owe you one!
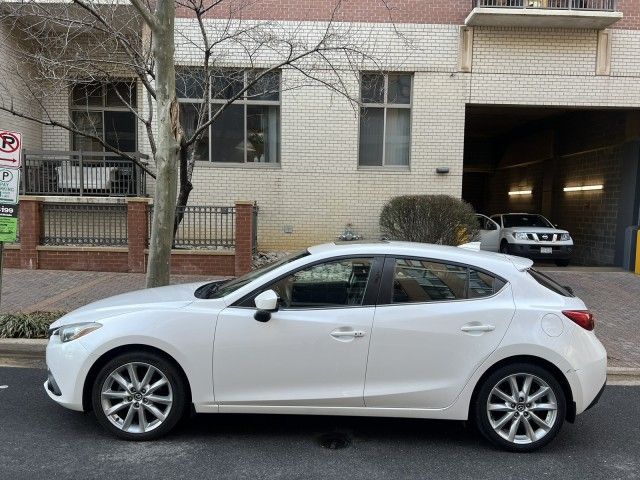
[1,339,640,382]
[0,338,47,359]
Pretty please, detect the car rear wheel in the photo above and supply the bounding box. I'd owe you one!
[91,352,187,440]
[474,363,566,452]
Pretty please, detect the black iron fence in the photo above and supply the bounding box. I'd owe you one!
[22,150,149,197]
[42,203,128,246]
[149,205,237,249]
[476,0,617,10]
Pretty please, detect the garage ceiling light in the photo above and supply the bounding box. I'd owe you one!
[508,189,532,196]
[563,185,603,192]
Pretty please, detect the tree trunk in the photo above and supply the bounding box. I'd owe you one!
[173,141,193,244]
[146,0,179,288]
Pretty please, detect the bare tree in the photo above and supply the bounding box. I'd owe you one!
[0,0,404,287]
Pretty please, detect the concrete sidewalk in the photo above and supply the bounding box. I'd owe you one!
[1,267,639,368]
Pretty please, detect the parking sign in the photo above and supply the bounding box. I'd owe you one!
[0,168,20,204]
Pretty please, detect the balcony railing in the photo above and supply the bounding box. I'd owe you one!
[476,0,617,11]
[21,150,149,197]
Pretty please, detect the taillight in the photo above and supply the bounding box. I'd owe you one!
[562,310,595,331]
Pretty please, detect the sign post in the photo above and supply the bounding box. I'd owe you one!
[0,130,22,307]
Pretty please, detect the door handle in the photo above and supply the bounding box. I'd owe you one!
[330,330,366,339]
[461,324,495,333]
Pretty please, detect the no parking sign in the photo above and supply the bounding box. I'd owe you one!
[0,130,22,168]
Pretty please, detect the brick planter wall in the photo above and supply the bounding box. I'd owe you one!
[2,197,254,276]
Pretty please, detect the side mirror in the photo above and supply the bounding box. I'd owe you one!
[253,289,279,322]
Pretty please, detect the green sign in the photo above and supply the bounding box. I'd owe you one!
[0,203,17,242]
[0,217,17,242]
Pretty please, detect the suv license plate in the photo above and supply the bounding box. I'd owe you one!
[541,247,552,254]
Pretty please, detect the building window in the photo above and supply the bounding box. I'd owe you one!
[70,82,137,153]
[176,68,281,164]
[359,73,412,167]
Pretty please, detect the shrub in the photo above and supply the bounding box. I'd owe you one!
[0,311,66,339]
[379,195,479,246]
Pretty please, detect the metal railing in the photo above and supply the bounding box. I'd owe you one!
[43,203,128,246]
[22,150,149,197]
[149,205,236,249]
[476,0,617,10]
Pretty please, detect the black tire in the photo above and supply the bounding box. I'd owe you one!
[500,241,511,255]
[473,363,566,453]
[555,259,570,267]
[91,351,187,441]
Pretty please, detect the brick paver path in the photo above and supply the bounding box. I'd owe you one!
[1,268,638,367]
[0,269,215,313]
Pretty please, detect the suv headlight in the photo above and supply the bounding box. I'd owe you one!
[513,232,529,241]
[559,233,571,241]
[57,322,102,343]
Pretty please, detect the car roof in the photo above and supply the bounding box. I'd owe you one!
[307,241,532,274]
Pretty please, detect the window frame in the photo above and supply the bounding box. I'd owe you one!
[358,72,413,169]
[233,255,385,310]
[68,81,138,152]
[176,68,282,165]
[376,256,508,306]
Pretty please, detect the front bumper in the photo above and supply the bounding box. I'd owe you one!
[44,335,92,411]
[508,243,572,260]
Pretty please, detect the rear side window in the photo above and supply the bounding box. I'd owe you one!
[528,269,574,297]
[391,258,507,304]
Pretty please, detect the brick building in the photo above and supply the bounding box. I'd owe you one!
[2,0,640,269]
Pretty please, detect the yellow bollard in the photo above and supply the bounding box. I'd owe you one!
[636,230,640,275]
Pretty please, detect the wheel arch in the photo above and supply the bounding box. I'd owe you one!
[81,344,193,413]
[468,354,576,423]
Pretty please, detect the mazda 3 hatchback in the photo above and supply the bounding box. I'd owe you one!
[45,241,606,452]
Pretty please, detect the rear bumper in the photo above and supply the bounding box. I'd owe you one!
[586,381,606,411]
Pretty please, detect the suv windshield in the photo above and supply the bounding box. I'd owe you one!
[195,250,309,299]
[502,214,553,229]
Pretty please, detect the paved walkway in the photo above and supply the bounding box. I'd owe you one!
[1,267,639,368]
[0,269,214,313]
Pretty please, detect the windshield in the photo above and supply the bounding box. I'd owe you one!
[197,250,309,299]
[502,214,553,229]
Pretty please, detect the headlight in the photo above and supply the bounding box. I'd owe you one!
[513,232,529,240]
[559,233,571,241]
[58,322,102,343]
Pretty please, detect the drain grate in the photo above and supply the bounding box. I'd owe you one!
[317,432,351,450]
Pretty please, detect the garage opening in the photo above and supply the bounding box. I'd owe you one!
[463,105,640,267]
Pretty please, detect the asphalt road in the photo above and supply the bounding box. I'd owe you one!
[0,367,638,480]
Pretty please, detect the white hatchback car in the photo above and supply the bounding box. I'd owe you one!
[45,241,606,452]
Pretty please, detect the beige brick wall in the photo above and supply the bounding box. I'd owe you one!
[0,23,42,150]
[32,19,640,251]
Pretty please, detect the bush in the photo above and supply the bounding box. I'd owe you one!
[379,195,479,246]
[0,312,66,339]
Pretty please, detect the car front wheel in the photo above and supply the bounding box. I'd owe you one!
[500,241,510,255]
[474,363,566,452]
[91,352,187,440]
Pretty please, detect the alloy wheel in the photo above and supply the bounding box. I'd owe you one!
[100,362,173,434]
[486,373,558,445]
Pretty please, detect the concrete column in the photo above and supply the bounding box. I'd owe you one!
[234,201,254,277]
[127,198,150,273]
[18,197,43,270]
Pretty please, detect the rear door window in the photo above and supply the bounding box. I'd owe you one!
[387,258,507,304]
